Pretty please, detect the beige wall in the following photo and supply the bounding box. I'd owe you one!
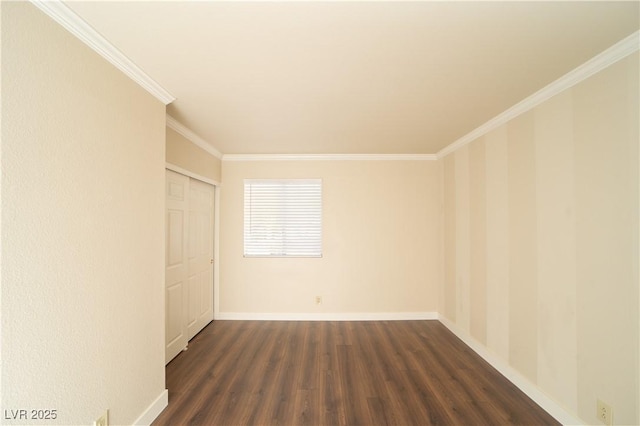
[1,3,166,425]
[441,53,639,424]
[166,127,221,182]
[3,3,636,425]
[220,160,440,315]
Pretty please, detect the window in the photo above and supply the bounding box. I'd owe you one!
[244,179,322,257]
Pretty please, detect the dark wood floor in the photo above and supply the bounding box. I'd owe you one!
[153,320,559,426]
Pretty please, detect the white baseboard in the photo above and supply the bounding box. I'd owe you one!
[437,316,583,426]
[133,389,168,426]
[215,311,438,321]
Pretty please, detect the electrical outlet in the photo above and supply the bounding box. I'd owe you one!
[597,399,612,426]
[315,296,322,305]
[94,409,109,426]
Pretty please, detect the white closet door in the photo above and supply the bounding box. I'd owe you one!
[165,170,189,363]
[187,178,215,339]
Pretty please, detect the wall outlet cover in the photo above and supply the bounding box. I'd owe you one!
[596,399,612,426]
[94,409,109,426]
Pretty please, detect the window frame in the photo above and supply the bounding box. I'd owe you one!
[243,178,323,258]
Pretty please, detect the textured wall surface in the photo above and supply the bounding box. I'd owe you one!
[1,3,166,424]
[220,160,441,316]
[441,53,639,424]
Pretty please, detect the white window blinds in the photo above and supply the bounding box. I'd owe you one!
[244,179,322,257]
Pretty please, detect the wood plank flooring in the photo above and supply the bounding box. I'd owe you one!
[153,321,559,426]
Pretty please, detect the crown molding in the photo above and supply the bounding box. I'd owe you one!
[437,30,640,159]
[166,115,223,159]
[33,0,637,159]
[222,153,437,162]
[30,0,175,105]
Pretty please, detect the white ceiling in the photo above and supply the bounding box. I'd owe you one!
[67,1,639,155]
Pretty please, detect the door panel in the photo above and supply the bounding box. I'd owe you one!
[167,210,184,266]
[188,274,198,329]
[166,170,215,358]
[165,170,189,364]
[166,282,184,345]
[187,179,215,339]
[201,270,212,317]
